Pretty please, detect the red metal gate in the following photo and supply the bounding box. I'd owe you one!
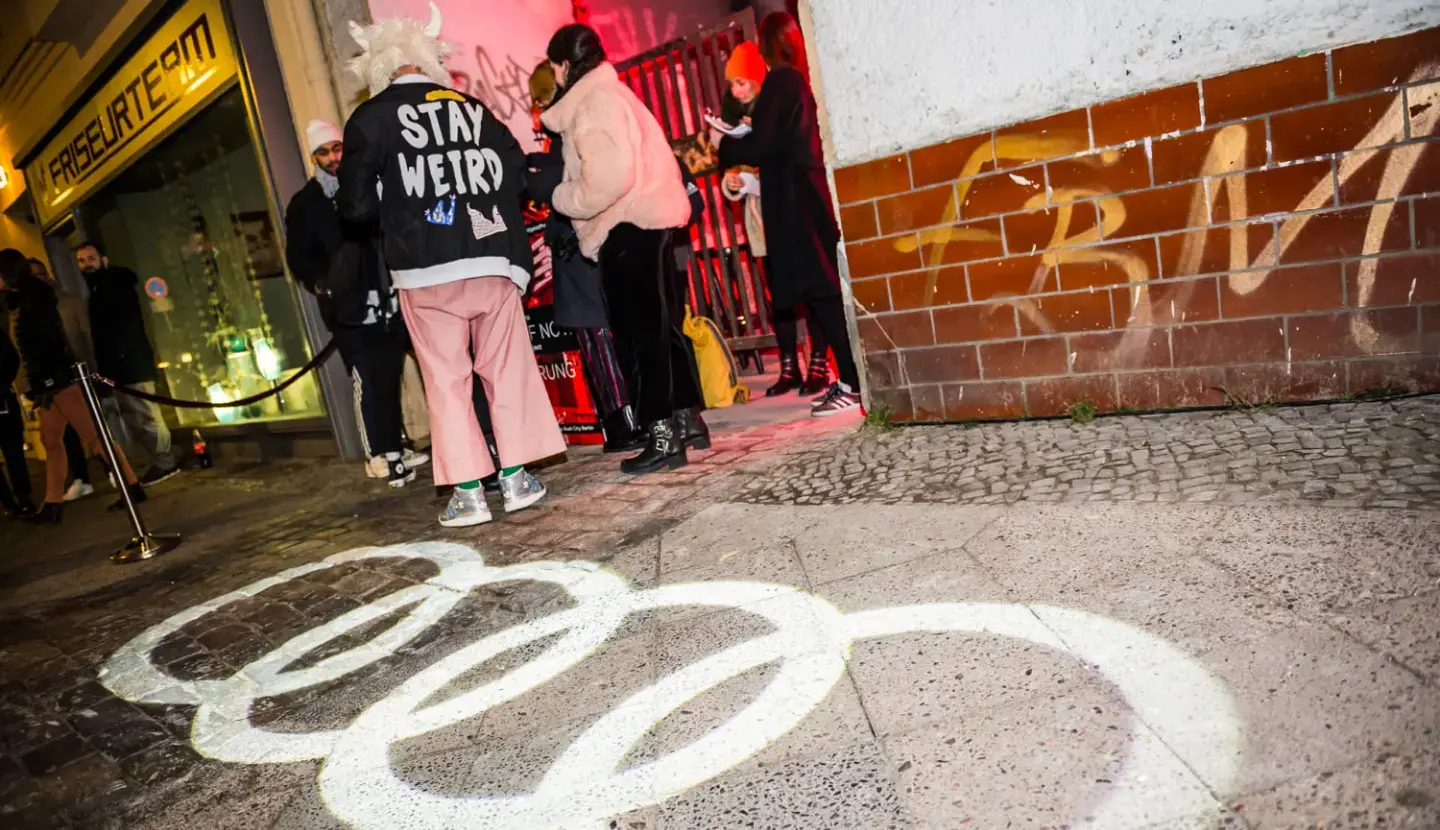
[613,12,774,355]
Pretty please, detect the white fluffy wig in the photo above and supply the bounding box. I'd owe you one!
[348,2,454,96]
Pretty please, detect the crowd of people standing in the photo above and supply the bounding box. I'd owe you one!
[0,4,862,531]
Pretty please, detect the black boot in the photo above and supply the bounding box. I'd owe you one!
[799,353,832,396]
[620,419,687,476]
[765,358,802,397]
[602,405,645,454]
[106,483,147,513]
[676,408,711,451]
[481,437,501,492]
[29,502,63,525]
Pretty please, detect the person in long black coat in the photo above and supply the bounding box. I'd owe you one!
[716,12,861,417]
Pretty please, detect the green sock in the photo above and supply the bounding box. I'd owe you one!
[500,465,523,478]
[456,480,481,491]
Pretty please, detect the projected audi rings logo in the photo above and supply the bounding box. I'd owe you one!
[99,543,1241,829]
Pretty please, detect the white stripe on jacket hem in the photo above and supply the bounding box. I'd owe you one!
[391,258,531,293]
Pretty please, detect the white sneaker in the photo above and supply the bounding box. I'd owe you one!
[63,480,95,502]
[365,456,387,478]
[438,486,493,527]
[499,469,546,513]
[403,449,431,469]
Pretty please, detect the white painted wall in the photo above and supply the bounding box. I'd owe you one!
[805,0,1440,167]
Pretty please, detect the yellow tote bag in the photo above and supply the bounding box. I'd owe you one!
[682,308,750,408]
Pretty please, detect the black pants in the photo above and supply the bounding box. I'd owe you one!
[773,304,828,368]
[64,426,89,484]
[0,395,33,507]
[796,294,860,389]
[333,323,408,457]
[600,224,704,424]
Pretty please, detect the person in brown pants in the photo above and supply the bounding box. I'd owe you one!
[0,248,141,523]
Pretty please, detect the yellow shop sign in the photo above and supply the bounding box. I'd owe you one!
[25,0,238,227]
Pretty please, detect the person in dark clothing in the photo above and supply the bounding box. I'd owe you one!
[0,313,36,518]
[1,248,143,523]
[717,13,862,418]
[285,119,429,488]
[542,24,705,475]
[30,258,95,501]
[76,242,181,480]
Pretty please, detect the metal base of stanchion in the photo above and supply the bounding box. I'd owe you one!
[111,533,182,565]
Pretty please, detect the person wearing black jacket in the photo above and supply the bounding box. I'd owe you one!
[339,4,563,528]
[76,242,180,481]
[0,248,143,523]
[716,13,862,418]
[286,119,428,488]
[0,311,36,518]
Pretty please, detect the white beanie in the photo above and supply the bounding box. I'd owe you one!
[305,119,343,154]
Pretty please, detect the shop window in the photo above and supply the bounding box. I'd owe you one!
[79,87,323,427]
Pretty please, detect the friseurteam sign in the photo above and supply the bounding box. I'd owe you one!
[25,0,238,228]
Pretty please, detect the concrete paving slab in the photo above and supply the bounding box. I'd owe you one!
[1328,591,1440,682]
[1235,746,1440,829]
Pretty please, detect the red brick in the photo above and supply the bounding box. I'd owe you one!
[1002,202,1100,255]
[897,345,982,384]
[1287,307,1420,359]
[1019,289,1115,335]
[967,254,1056,301]
[1333,27,1440,96]
[908,384,946,422]
[1220,263,1345,318]
[839,202,879,241]
[890,268,968,310]
[857,310,934,350]
[1348,354,1440,395]
[979,337,1069,379]
[1104,183,1207,240]
[863,350,902,390]
[1223,362,1348,403]
[850,276,891,314]
[834,154,911,204]
[1058,238,1161,290]
[909,132,995,188]
[1157,221,1276,279]
[1212,160,1335,220]
[1408,83,1440,140]
[994,109,1091,169]
[1116,369,1227,409]
[911,218,1006,266]
[1092,83,1203,148]
[876,184,956,235]
[1345,253,1440,307]
[1418,196,1440,248]
[1338,145,1440,207]
[958,166,1047,219]
[846,236,921,278]
[1152,121,1267,186]
[1025,375,1119,417]
[1046,145,1152,200]
[1425,305,1440,355]
[933,301,1020,343]
[1278,203,1412,265]
[941,381,1027,420]
[1202,54,1329,124]
[869,386,913,419]
[1113,277,1221,327]
[1270,93,1395,165]
[1069,329,1172,373]
[1172,318,1286,366]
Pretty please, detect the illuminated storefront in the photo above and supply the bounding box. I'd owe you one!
[17,0,338,441]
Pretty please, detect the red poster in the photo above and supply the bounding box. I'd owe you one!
[524,204,604,444]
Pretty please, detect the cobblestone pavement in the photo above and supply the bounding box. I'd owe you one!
[0,396,1436,829]
[742,397,1440,508]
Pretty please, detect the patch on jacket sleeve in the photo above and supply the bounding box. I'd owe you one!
[425,89,465,102]
[466,203,508,240]
[425,195,456,225]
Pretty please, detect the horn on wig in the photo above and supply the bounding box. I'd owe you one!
[347,19,369,51]
[424,2,442,38]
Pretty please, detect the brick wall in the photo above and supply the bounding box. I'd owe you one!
[833,27,1440,422]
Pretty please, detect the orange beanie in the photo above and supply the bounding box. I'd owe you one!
[725,41,767,85]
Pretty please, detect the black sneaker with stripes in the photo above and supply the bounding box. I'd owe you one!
[811,383,861,418]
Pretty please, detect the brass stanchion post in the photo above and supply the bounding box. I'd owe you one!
[75,362,181,564]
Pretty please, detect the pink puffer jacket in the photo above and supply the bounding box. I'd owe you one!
[541,63,691,259]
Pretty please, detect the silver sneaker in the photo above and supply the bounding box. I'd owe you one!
[499,469,546,513]
[438,486,493,528]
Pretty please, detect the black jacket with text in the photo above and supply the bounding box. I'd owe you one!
[337,75,533,292]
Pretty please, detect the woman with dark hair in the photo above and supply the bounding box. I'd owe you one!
[0,248,143,523]
[541,24,706,475]
[717,12,862,417]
